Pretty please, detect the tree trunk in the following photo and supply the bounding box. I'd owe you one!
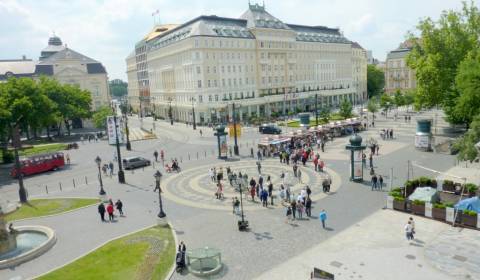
[64,119,71,136]
[46,126,51,140]
[57,122,62,137]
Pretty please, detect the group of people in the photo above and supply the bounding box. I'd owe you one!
[101,161,115,177]
[370,174,384,190]
[80,133,100,144]
[284,186,313,222]
[97,199,124,222]
[380,128,394,140]
[404,217,416,240]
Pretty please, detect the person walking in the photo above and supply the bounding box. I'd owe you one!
[154,150,159,162]
[321,141,325,153]
[256,161,262,174]
[319,209,327,229]
[306,185,312,198]
[405,220,413,241]
[297,168,302,183]
[115,199,124,216]
[409,217,415,239]
[98,203,106,222]
[250,184,256,201]
[305,197,312,217]
[107,202,114,221]
[285,206,292,223]
[261,188,268,207]
[290,200,297,220]
[293,163,298,177]
[233,197,240,215]
[297,201,304,219]
[66,153,71,165]
[268,181,274,205]
[376,144,380,155]
[378,175,384,190]
[371,174,378,190]
[362,153,367,169]
[369,153,373,168]
[109,161,114,177]
[322,179,328,193]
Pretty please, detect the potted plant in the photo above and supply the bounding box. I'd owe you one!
[411,199,425,215]
[432,203,446,220]
[461,210,478,227]
[393,196,406,211]
[442,180,455,192]
[464,183,478,197]
[418,176,432,187]
[430,179,438,189]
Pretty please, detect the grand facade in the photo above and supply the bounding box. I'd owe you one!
[385,40,416,94]
[126,3,366,123]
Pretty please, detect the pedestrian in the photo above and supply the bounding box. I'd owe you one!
[261,188,268,207]
[286,185,291,202]
[209,168,215,182]
[233,197,240,215]
[369,153,373,168]
[199,129,203,137]
[409,217,415,239]
[305,197,312,217]
[297,168,302,183]
[154,150,159,162]
[258,175,264,188]
[268,181,274,205]
[321,141,325,153]
[257,150,262,161]
[102,164,107,175]
[326,175,332,193]
[115,199,124,216]
[107,202,114,221]
[376,144,380,155]
[256,161,262,174]
[109,161,114,176]
[362,153,367,169]
[251,147,254,158]
[98,203,106,222]
[285,206,292,223]
[379,175,384,190]
[293,163,298,177]
[390,129,393,139]
[319,209,327,229]
[297,201,304,219]
[405,220,413,241]
[66,153,71,165]
[290,200,297,220]
[371,174,378,190]
[306,185,312,198]
[250,185,256,201]
[319,160,325,172]
[322,179,328,193]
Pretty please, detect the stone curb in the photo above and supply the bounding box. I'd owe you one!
[7,196,100,223]
[32,222,173,279]
[166,221,179,280]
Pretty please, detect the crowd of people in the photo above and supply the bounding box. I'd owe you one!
[97,199,124,222]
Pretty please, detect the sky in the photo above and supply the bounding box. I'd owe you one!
[0,0,471,81]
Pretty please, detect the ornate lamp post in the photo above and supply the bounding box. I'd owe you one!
[191,97,197,130]
[95,156,106,196]
[168,98,173,126]
[111,106,125,184]
[232,103,239,156]
[122,99,132,151]
[235,175,248,231]
[153,170,166,218]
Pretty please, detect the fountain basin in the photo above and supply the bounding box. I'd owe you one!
[0,225,56,269]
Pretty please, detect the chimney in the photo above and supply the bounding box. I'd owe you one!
[22,55,26,60]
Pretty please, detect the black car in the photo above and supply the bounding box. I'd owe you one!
[259,124,282,134]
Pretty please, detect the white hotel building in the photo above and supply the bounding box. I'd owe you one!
[126,3,366,124]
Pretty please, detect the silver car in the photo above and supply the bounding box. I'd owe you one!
[122,156,151,170]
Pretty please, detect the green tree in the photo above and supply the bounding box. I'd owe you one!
[92,106,113,129]
[454,116,480,162]
[319,106,331,122]
[339,99,353,119]
[393,90,405,107]
[367,64,385,98]
[450,49,480,126]
[406,2,480,125]
[109,79,128,98]
[380,94,394,116]
[367,99,378,118]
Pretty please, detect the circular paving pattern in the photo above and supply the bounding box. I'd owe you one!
[161,159,341,211]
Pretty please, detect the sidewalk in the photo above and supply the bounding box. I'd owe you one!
[255,209,478,280]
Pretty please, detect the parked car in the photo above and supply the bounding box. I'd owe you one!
[259,124,282,134]
[122,157,151,170]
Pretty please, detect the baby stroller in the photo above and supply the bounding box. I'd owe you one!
[176,250,186,273]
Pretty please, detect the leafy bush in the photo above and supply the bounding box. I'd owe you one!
[444,202,455,208]
[463,210,478,216]
[394,196,405,202]
[2,151,14,164]
[443,180,454,187]
[433,203,446,209]
[412,199,425,206]
[464,183,478,193]
[418,176,432,186]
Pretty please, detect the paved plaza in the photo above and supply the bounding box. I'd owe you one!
[0,108,477,280]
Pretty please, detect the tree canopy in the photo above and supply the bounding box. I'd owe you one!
[367,64,385,98]
[339,99,353,119]
[109,79,128,98]
[406,1,480,125]
[92,106,113,129]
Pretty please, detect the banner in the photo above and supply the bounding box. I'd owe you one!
[228,124,242,138]
[219,135,228,158]
[107,116,125,145]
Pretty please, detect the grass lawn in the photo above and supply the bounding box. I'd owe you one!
[37,226,175,280]
[20,143,68,156]
[5,198,99,222]
[279,113,357,127]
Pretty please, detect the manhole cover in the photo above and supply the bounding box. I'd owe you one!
[453,255,467,262]
[330,261,343,268]
[405,254,416,260]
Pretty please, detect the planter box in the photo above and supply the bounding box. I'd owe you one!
[461,213,478,227]
[432,207,446,221]
[442,184,455,192]
[393,200,406,211]
[411,204,425,216]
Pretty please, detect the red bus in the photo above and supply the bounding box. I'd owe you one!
[10,152,65,178]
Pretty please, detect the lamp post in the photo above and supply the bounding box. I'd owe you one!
[122,100,132,151]
[232,102,239,156]
[11,123,27,203]
[235,175,248,231]
[95,156,106,195]
[315,93,319,125]
[111,106,125,184]
[191,97,197,130]
[153,170,166,218]
[168,98,173,126]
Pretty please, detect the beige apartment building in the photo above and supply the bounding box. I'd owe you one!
[351,42,367,101]
[126,3,366,123]
[385,41,416,94]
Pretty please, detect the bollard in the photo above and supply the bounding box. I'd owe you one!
[73,178,76,188]
[59,182,62,191]
[132,169,134,174]
[196,152,199,159]
[153,161,155,168]
[180,156,183,163]
[45,185,48,194]
[85,176,88,185]
[188,154,191,160]
[204,151,207,158]
[143,166,145,171]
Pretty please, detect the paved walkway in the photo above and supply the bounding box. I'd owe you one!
[255,209,478,280]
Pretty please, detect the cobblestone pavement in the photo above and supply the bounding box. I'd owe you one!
[161,159,341,211]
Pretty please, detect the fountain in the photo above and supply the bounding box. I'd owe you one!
[0,205,56,269]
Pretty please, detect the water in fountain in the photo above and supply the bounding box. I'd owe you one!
[0,210,17,255]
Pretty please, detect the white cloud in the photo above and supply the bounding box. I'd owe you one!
[0,0,471,80]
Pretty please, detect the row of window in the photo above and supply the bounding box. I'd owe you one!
[199,77,256,88]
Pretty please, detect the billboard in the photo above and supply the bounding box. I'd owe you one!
[107,116,125,145]
[228,124,242,138]
[219,135,228,158]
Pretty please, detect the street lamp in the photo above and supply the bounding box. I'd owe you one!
[95,156,106,195]
[111,106,125,184]
[235,175,248,231]
[122,99,132,151]
[168,98,173,126]
[232,102,239,156]
[191,97,197,130]
[153,170,166,218]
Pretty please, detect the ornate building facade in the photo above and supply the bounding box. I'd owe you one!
[126,3,366,123]
[385,41,416,94]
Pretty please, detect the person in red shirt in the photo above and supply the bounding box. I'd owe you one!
[107,203,114,221]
